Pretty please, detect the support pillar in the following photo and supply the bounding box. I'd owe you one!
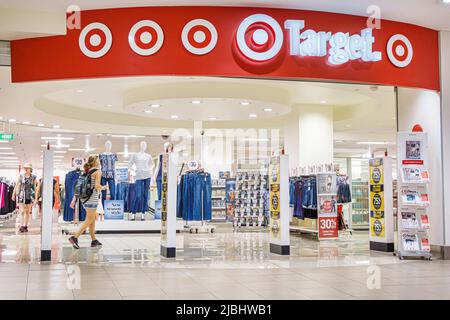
[40,149,54,262]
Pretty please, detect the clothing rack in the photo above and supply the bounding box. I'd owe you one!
[178,169,215,234]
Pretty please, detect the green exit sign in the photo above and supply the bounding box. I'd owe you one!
[0,133,14,141]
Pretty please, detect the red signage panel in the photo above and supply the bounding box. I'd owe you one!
[10,6,440,90]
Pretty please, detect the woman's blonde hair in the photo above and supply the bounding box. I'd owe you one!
[84,155,99,174]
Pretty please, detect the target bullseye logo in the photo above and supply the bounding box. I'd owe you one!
[236,14,283,62]
[128,20,164,56]
[387,34,413,68]
[79,22,112,58]
[182,19,218,55]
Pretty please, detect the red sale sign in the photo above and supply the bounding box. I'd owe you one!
[318,216,339,239]
[10,6,439,90]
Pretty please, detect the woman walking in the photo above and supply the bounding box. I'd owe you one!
[68,155,106,249]
[13,163,38,233]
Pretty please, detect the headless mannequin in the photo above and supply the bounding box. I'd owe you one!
[128,141,154,220]
[99,140,118,210]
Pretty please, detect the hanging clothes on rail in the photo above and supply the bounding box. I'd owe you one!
[63,169,86,222]
[289,176,318,220]
[0,181,15,215]
[177,171,212,221]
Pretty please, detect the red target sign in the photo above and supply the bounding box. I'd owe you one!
[78,22,112,58]
[387,34,413,68]
[181,19,218,55]
[128,20,164,56]
[236,14,284,61]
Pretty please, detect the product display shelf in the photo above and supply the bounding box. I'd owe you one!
[211,178,227,222]
[351,180,369,230]
[233,161,269,231]
[396,132,432,261]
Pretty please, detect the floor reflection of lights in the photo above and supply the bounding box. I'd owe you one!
[0,218,404,269]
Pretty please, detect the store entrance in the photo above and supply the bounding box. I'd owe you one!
[0,69,398,263]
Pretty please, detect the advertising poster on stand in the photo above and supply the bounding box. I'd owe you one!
[269,156,281,240]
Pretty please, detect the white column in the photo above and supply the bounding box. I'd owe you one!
[397,87,445,256]
[284,105,334,169]
[439,31,450,258]
[40,149,54,262]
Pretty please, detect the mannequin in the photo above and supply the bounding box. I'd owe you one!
[99,140,118,207]
[128,141,154,220]
[154,142,174,201]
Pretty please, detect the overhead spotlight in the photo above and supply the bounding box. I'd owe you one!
[151,104,161,108]
[191,100,201,104]
[240,101,250,106]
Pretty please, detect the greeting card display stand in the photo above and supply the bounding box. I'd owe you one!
[396,132,432,261]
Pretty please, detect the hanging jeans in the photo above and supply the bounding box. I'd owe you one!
[156,177,162,201]
[202,174,212,221]
[101,177,116,207]
[133,178,150,214]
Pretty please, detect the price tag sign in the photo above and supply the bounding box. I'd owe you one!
[318,216,338,238]
[72,157,85,168]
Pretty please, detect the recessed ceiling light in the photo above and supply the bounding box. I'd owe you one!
[320,100,327,104]
[76,89,84,93]
[443,0,450,3]
[249,114,257,118]
[263,108,272,112]
[191,100,201,104]
[38,123,45,127]
[105,104,113,108]
[22,121,31,125]
[8,119,16,123]
[151,104,161,108]
[171,115,179,119]
[53,125,60,129]
[240,101,250,106]
[208,117,217,121]
[144,110,153,114]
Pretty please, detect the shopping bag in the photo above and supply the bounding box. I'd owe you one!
[32,205,39,220]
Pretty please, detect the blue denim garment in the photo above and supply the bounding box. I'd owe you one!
[63,170,86,222]
[202,173,212,221]
[101,177,116,207]
[133,178,150,214]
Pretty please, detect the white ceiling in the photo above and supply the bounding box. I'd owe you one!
[1,0,449,31]
[0,63,397,171]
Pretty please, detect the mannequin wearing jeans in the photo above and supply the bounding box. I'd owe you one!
[128,141,154,221]
[99,141,118,207]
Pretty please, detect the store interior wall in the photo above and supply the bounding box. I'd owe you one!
[397,87,443,247]
[440,31,450,252]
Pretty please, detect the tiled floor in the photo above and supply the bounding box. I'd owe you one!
[0,215,448,300]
